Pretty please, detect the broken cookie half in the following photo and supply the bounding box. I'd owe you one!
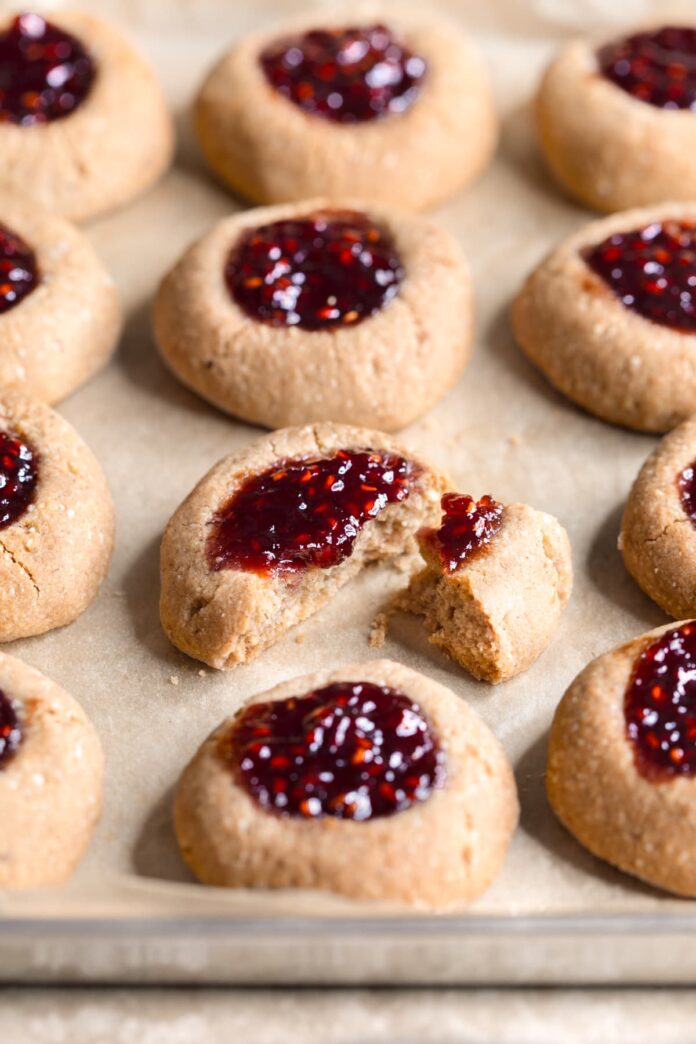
[160,423,449,669]
[396,493,572,683]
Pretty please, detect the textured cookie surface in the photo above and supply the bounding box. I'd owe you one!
[194,5,496,211]
[512,203,696,432]
[153,198,473,431]
[174,658,518,907]
[547,621,696,896]
[160,423,449,669]
[0,652,103,889]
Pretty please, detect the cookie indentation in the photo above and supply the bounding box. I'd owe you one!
[0,430,36,528]
[0,13,95,126]
[220,681,445,820]
[0,222,39,314]
[422,493,503,573]
[625,622,696,780]
[208,448,418,574]
[583,221,696,332]
[225,210,404,330]
[677,460,696,525]
[598,27,696,111]
[0,689,21,768]
[260,24,426,124]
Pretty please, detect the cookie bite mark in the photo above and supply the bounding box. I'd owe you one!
[625,622,696,781]
[583,221,696,332]
[260,24,426,124]
[398,496,572,683]
[174,659,518,905]
[0,688,21,767]
[225,209,404,330]
[0,13,95,126]
[0,222,38,314]
[0,429,36,527]
[598,26,696,111]
[221,681,445,820]
[208,449,418,575]
[160,424,449,669]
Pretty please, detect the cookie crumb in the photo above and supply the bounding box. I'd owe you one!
[507,433,522,447]
[169,675,179,686]
[198,669,207,677]
[369,612,388,648]
[295,632,306,644]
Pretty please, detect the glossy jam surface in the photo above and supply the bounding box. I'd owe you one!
[677,460,696,525]
[0,689,21,768]
[423,493,503,573]
[0,430,36,528]
[0,222,38,313]
[583,221,696,332]
[260,24,426,124]
[221,681,445,820]
[225,210,404,331]
[208,449,418,575]
[625,622,696,781]
[598,26,696,110]
[0,13,95,126]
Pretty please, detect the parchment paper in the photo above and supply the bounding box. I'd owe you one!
[3,0,695,921]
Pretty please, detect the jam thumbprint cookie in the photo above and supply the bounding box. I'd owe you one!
[548,621,696,896]
[512,204,696,432]
[537,24,696,212]
[174,659,518,906]
[194,9,496,211]
[0,652,103,888]
[0,391,114,641]
[621,414,696,619]
[0,11,173,220]
[160,424,449,669]
[153,201,473,431]
[0,196,121,404]
[397,494,572,682]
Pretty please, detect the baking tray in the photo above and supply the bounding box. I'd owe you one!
[2,0,696,985]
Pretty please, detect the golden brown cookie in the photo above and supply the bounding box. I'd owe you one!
[0,196,121,404]
[621,414,696,619]
[547,620,696,897]
[0,10,173,221]
[0,652,103,889]
[174,658,518,907]
[398,494,572,683]
[0,390,114,641]
[194,7,496,212]
[160,423,449,669]
[512,203,696,432]
[153,199,473,431]
[536,23,696,212]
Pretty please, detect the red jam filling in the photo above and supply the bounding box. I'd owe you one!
[583,221,696,332]
[0,689,21,768]
[208,449,418,575]
[260,24,426,124]
[598,27,696,110]
[625,622,696,781]
[0,13,95,126]
[221,681,445,820]
[677,460,696,524]
[225,210,404,331]
[0,430,37,528]
[422,493,503,573]
[0,222,38,313]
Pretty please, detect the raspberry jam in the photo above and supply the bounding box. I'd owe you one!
[0,689,21,768]
[0,430,37,528]
[625,622,696,781]
[583,221,696,332]
[0,13,95,126]
[221,681,445,820]
[422,493,503,574]
[225,210,404,331]
[598,27,696,110]
[0,222,38,313]
[260,24,426,124]
[677,460,696,524]
[208,449,418,575]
